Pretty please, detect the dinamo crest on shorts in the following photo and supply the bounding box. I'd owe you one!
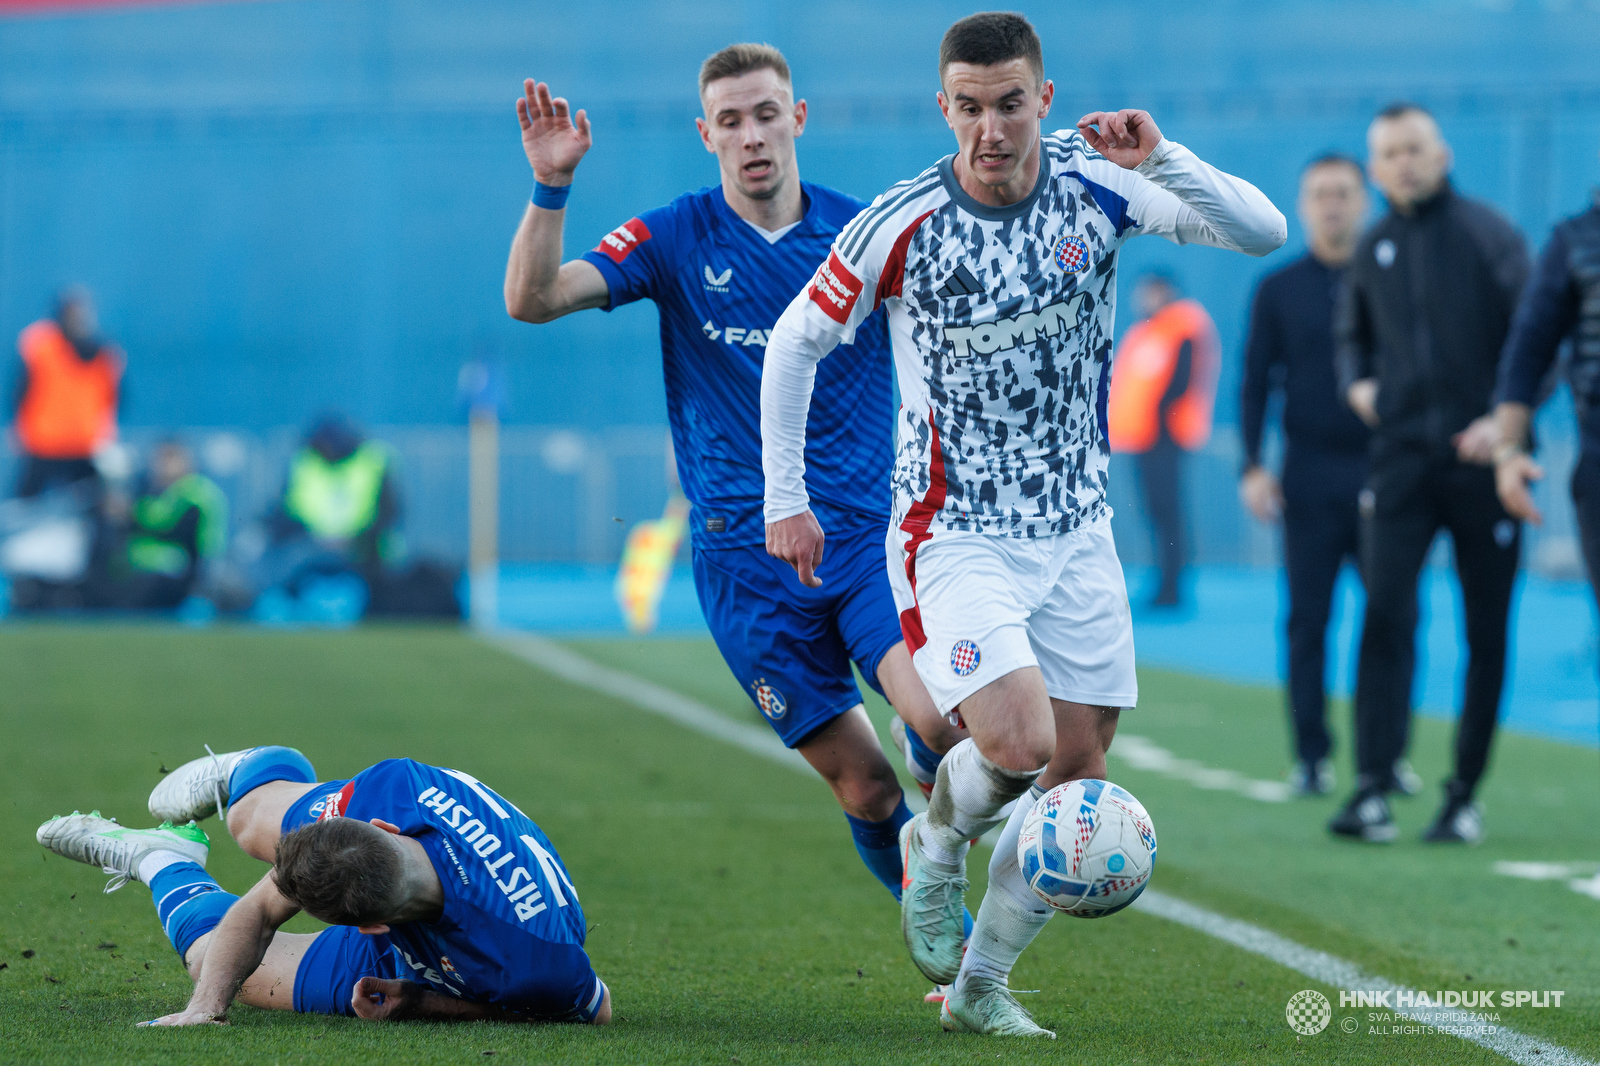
[950,640,981,677]
[1053,234,1091,273]
[752,680,787,720]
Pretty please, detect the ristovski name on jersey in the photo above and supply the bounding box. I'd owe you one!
[761,131,1285,539]
[415,778,577,924]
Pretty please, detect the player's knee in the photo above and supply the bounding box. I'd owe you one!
[227,805,277,862]
[916,715,965,755]
[982,731,1055,774]
[829,761,901,820]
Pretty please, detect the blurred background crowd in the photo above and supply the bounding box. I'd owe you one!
[4,0,1600,794]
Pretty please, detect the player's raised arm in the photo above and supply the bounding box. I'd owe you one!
[504,79,611,323]
[142,871,299,1026]
[1077,109,1286,257]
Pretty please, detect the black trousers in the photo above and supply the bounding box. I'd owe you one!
[1137,438,1185,600]
[1353,456,1520,796]
[1281,452,1366,765]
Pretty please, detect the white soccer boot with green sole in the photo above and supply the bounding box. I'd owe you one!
[37,812,210,893]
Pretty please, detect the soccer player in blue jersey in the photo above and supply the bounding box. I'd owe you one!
[502,44,966,935]
[36,745,611,1027]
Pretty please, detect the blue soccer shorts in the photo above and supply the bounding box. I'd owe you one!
[692,523,904,748]
[292,924,403,1016]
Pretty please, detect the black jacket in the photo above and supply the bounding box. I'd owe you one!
[1335,183,1529,462]
[1241,254,1370,472]
[1495,193,1600,455]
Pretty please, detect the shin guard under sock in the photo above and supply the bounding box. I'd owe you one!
[228,746,317,807]
[922,738,1043,861]
[845,794,914,900]
[955,784,1054,994]
[150,861,239,959]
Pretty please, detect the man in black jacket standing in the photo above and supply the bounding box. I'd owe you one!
[1239,154,1372,796]
[1332,103,1529,844]
[1490,180,1600,616]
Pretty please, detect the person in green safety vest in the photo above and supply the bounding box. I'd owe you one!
[271,415,402,568]
[89,438,227,610]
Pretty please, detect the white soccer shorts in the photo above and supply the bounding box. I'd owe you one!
[886,515,1137,717]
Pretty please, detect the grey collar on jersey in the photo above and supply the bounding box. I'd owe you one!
[937,149,1050,221]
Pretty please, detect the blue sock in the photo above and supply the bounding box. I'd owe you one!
[150,861,238,958]
[844,797,977,938]
[902,725,944,780]
[847,794,914,901]
[229,746,317,805]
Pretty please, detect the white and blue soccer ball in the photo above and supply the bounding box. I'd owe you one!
[1017,779,1156,918]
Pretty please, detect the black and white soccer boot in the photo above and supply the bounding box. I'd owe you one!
[1420,782,1483,844]
[1328,785,1397,842]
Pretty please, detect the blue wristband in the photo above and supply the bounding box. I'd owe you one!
[532,181,571,210]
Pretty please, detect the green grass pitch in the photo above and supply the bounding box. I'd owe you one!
[1,624,1596,1064]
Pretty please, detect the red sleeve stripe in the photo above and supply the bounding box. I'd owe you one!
[874,209,935,310]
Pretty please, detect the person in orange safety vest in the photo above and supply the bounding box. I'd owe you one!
[9,287,124,498]
[1108,272,1219,607]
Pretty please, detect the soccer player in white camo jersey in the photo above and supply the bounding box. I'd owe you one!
[761,13,1285,1037]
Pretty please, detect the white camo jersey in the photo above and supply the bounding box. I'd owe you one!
[762,133,1285,540]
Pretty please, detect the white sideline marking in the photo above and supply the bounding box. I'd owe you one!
[1493,861,1600,900]
[1134,891,1595,1066]
[488,634,810,773]
[488,634,1593,1066]
[1111,733,1292,802]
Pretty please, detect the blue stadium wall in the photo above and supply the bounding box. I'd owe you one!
[3,0,1600,436]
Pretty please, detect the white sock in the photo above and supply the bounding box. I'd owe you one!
[954,784,1054,995]
[923,738,1043,858]
[137,849,189,885]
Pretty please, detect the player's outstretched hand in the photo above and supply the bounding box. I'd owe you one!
[766,510,826,588]
[1496,452,1545,526]
[1076,109,1163,169]
[517,78,592,186]
[137,1010,225,1027]
[352,976,424,1021]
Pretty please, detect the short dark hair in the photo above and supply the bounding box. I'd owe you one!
[698,43,791,97]
[939,12,1043,87]
[1302,152,1364,182]
[274,818,406,927]
[1375,101,1433,123]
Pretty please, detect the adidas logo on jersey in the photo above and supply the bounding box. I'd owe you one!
[944,293,1088,361]
[703,265,733,293]
[701,320,769,347]
[935,262,984,300]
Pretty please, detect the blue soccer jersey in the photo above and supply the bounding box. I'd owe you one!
[581,182,893,549]
[296,759,603,1022]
